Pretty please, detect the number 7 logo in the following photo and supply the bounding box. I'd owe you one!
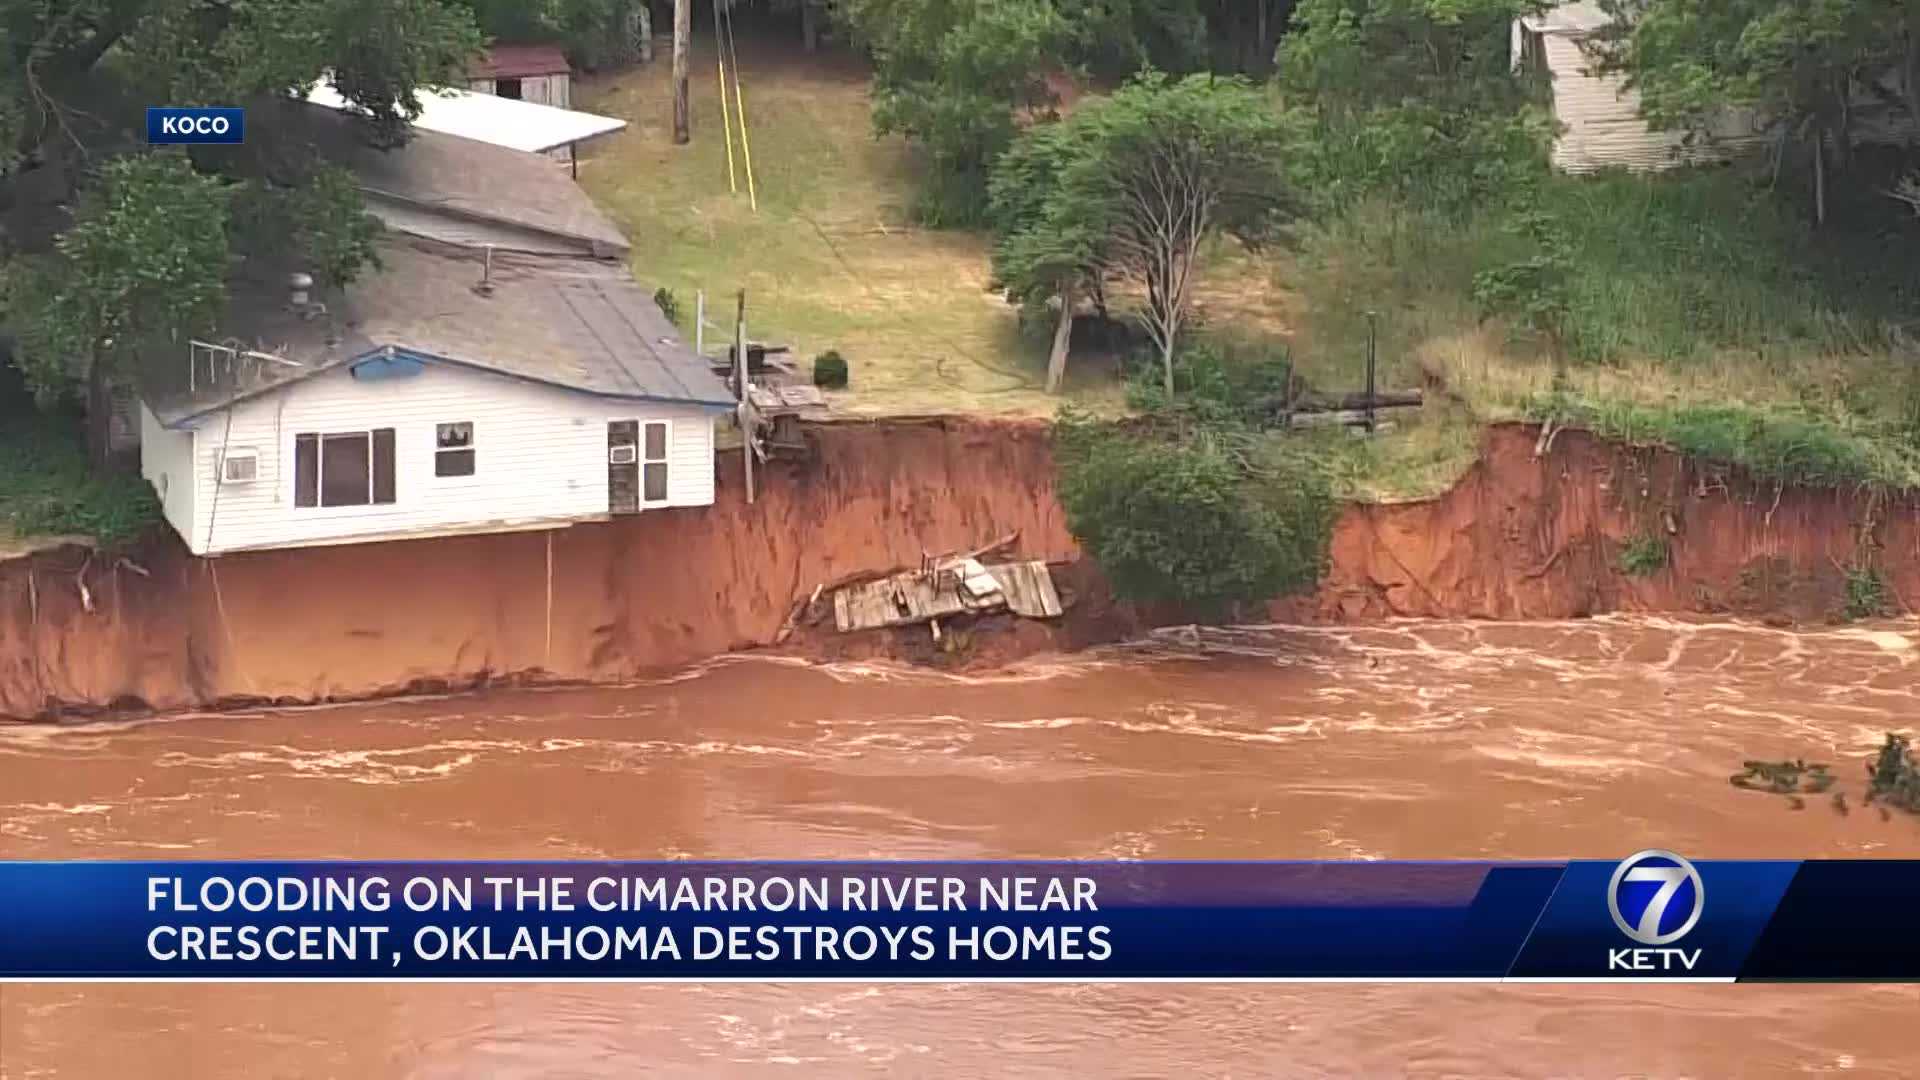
[1608,850,1705,946]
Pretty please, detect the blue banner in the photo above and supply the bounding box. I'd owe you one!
[146,107,244,145]
[0,854,1896,981]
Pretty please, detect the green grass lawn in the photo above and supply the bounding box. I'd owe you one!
[574,39,1128,418]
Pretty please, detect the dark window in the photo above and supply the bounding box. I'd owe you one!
[372,428,396,504]
[641,420,669,502]
[321,434,371,506]
[297,429,396,507]
[496,78,524,100]
[295,434,319,507]
[435,421,476,477]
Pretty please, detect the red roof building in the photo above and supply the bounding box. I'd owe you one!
[471,44,571,81]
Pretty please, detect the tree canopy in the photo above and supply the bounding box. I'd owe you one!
[1055,410,1333,614]
[1590,0,1920,222]
[837,0,1298,224]
[989,72,1290,395]
[1276,0,1552,215]
[0,0,483,413]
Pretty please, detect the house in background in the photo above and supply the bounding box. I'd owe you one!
[1514,3,1767,173]
[136,104,734,557]
[469,44,574,109]
[1518,2,1916,174]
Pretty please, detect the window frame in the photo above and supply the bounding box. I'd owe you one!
[293,428,397,509]
[639,419,671,506]
[434,421,477,478]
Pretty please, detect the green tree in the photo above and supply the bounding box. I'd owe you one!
[459,0,651,69]
[987,118,1104,392]
[231,163,383,291]
[0,0,478,433]
[5,154,229,452]
[1589,0,1920,225]
[1055,412,1333,613]
[838,0,1071,224]
[991,72,1289,396]
[1276,0,1552,215]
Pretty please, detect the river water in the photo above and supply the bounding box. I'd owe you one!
[3,617,1920,1077]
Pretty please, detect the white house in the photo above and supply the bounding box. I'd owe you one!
[1518,3,1915,174]
[1515,3,1768,173]
[135,103,734,557]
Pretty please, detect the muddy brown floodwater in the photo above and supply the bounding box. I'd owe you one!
[4,617,1920,1077]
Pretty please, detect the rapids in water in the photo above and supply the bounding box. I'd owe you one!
[4,617,1920,1077]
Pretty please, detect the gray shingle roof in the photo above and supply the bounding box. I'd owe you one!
[142,105,732,425]
[289,100,630,255]
[145,234,734,427]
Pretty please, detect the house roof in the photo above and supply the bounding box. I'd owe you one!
[142,234,735,428]
[472,44,572,80]
[1521,2,1610,35]
[282,100,629,254]
[304,81,626,156]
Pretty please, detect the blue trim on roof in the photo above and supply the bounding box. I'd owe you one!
[383,347,737,410]
[350,353,426,381]
[164,343,736,429]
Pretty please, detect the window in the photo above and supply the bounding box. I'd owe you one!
[496,77,524,100]
[436,422,475,477]
[642,420,669,503]
[294,429,396,508]
[220,448,259,484]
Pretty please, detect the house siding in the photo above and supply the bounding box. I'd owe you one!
[468,73,571,110]
[173,362,717,556]
[139,402,196,544]
[1543,35,1769,173]
[1537,25,1910,174]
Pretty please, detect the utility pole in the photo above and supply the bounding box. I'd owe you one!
[672,0,691,144]
[735,289,754,505]
[1363,310,1378,434]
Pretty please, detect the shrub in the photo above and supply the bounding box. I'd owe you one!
[814,349,850,389]
[1618,533,1669,577]
[1843,566,1889,620]
[1867,734,1920,813]
[0,412,160,546]
[1054,413,1332,614]
[652,287,681,326]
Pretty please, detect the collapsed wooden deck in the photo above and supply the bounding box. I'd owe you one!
[833,558,1064,633]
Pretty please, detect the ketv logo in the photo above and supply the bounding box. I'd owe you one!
[1606,849,1705,972]
[148,107,244,145]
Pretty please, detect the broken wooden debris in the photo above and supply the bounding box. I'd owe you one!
[833,557,1063,633]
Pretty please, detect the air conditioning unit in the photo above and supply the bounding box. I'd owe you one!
[608,445,638,465]
[221,449,259,483]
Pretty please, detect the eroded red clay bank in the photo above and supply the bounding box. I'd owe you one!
[2,419,1910,719]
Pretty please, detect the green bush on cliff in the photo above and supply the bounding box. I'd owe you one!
[0,412,159,546]
[1054,411,1332,615]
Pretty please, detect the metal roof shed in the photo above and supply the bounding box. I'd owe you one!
[304,82,626,173]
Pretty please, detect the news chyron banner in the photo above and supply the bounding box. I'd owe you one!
[1,855,1915,981]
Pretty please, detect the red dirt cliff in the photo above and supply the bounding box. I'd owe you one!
[1,419,1912,719]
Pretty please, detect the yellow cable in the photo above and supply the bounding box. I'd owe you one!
[732,57,757,211]
[716,45,738,192]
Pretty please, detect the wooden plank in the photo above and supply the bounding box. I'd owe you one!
[832,560,1060,632]
[990,561,1063,618]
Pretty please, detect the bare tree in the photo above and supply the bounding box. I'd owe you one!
[1101,147,1217,397]
[1074,75,1287,397]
